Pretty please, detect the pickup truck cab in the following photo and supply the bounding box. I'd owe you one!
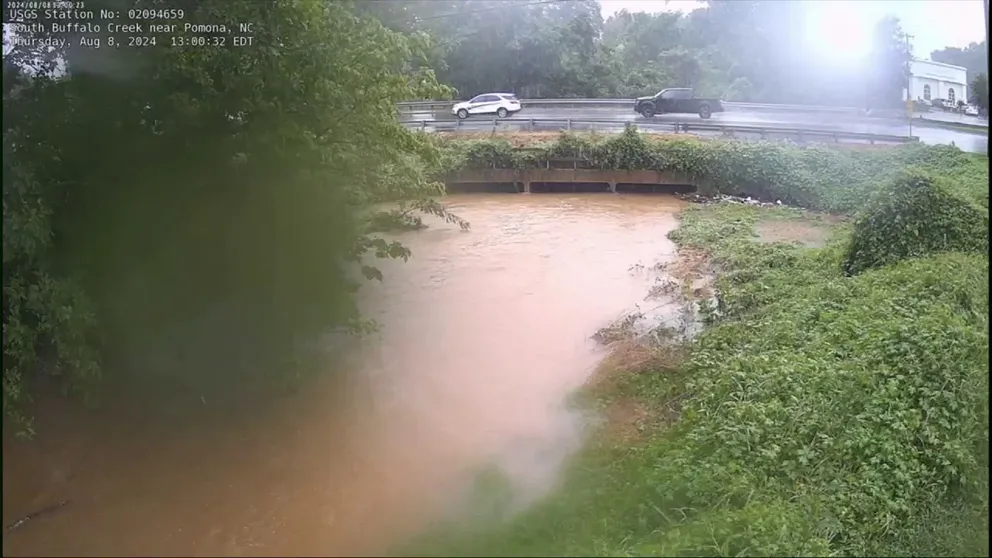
[633,88,724,119]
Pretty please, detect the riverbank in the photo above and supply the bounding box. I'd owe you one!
[5,131,986,556]
[3,193,692,556]
[401,136,990,556]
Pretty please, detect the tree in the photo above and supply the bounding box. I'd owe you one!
[931,42,988,82]
[970,73,989,111]
[865,16,911,108]
[364,0,915,108]
[658,48,701,87]
[3,0,462,422]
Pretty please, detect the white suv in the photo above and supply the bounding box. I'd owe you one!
[452,93,522,119]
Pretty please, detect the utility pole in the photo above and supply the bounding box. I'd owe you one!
[905,33,914,137]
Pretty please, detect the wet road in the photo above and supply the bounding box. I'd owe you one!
[403,107,988,153]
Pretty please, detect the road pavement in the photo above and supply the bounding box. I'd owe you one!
[914,111,988,126]
[402,106,988,153]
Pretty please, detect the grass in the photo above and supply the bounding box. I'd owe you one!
[396,142,989,556]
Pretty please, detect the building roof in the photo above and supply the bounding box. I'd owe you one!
[912,58,968,72]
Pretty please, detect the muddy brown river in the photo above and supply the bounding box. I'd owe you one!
[2,193,686,557]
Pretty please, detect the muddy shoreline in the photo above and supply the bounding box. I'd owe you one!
[3,194,690,557]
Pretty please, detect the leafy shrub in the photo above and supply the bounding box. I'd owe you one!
[426,136,989,557]
[2,0,461,425]
[594,124,663,169]
[545,132,597,160]
[843,170,989,275]
[671,251,989,555]
[2,138,102,433]
[411,201,988,558]
[441,130,990,216]
[461,139,519,169]
[660,205,989,555]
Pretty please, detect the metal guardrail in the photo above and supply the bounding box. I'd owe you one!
[916,115,990,132]
[399,117,919,145]
[729,101,860,114]
[397,98,863,114]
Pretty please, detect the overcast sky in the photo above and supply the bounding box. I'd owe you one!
[600,0,988,60]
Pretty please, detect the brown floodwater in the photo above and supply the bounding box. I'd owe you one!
[2,193,686,557]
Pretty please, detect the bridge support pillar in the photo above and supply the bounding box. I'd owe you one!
[609,180,617,193]
[522,181,531,194]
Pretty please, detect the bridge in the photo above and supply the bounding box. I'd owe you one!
[447,157,698,194]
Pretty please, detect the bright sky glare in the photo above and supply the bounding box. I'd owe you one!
[600,0,988,60]
[803,2,875,63]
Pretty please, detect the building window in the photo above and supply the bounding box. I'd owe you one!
[948,88,956,103]
[923,84,931,100]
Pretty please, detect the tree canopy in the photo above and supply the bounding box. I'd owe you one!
[367,0,917,108]
[3,0,460,424]
[1,0,978,425]
[931,41,989,83]
[970,73,989,111]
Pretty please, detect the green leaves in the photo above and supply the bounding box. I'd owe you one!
[2,0,465,422]
[444,132,989,217]
[663,203,989,556]
[970,72,989,112]
[375,0,924,105]
[931,41,988,90]
[413,190,988,557]
[842,170,989,275]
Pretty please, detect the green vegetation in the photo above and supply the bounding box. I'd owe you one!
[4,0,989,551]
[435,126,989,213]
[4,1,986,430]
[843,170,989,275]
[402,135,989,557]
[969,73,989,113]
[364,0,920,108]
[2,0,461,429]
[931,41,988,88]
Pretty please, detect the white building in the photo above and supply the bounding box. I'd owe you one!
[905,58,968,105]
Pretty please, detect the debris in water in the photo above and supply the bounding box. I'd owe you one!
[676,192,781,208]
[592,312,644,344]
[5,500,70,533]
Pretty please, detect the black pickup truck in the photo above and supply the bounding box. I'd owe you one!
[633,88,725,119]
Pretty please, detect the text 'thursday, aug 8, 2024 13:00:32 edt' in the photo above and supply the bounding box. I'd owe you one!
[4,1,257,49]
